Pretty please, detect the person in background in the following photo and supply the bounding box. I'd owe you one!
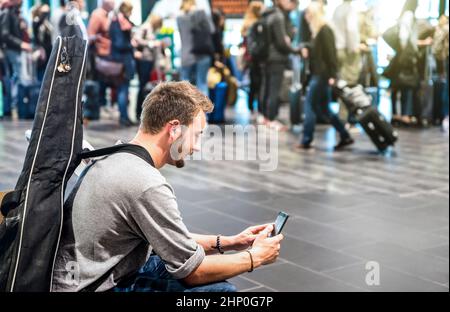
[296,2,353,151]
[432,14,449,132]
[88,0,115,108]
[32,4,53,81]
[0,0,12,118]
[211,8,226,63]
[110,0,135,127]
[50,0,67,42]
[358,5,379,88]
[332,0,361,127]
[299,0,329,125]
[241,0,265,121]
[261,0,301,131]
[134,13,164,121]
[388,0,432,127]
[177,0,213,96]
[0,0,32,117]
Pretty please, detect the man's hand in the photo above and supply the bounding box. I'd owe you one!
[250,224,283,267]
[329,78,336,86]
[230,224,271,251]
[301,48,309,59]
[21,42,32,52]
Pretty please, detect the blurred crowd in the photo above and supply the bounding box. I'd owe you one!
[0,0,449,140]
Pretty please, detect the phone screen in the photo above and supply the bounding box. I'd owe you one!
[271,212,289,237]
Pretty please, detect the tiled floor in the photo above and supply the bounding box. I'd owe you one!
[0,105,448,292]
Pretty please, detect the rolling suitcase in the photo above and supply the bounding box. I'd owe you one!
[17,83,40,120]
[358,106,399,152]
[208,81,227,124]
[432,77,446,125]
[83,80,101,120]
[335,82,372,115]
[335,81,398,152]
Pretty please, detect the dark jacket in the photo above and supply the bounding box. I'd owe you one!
[310,25,338,80]
[110,14,135,81]
[265,7,297,64]
[0,6,24,51]
[33,17,53,70]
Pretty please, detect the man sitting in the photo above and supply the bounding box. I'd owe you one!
[51,81,284,292]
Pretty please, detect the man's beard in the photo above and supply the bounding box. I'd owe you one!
[173,142,192,169]
[175,159,185,168]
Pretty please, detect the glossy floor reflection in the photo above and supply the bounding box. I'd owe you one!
[0,105,448,292]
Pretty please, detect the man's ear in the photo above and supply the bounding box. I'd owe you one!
[168,120,182,141]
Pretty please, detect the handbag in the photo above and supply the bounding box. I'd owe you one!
[94,56,125,86]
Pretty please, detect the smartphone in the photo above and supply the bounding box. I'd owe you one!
[270,212,289,237]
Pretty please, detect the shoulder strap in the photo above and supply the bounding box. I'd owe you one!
[80,144,155,168]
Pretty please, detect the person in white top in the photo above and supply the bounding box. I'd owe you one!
[332,0,362,125]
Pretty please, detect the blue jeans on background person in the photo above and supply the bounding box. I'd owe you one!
[5,50,23,111]
[1,66,11,117]
[117,81,130,123]
[181,56,211,96]
[302,75,350,146]
[113,255,237,292]
[444,58,449,117]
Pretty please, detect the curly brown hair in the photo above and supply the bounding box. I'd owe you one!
[140,81,214,134]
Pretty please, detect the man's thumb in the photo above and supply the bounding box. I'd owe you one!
[258,224,273,238]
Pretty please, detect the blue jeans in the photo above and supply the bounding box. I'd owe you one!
[181,56,211,96]
[5,50,23,110]
[1,62,11,116]
[113,256,237,292]
[302,76,350,145]
[444,58,449,117]
[117,81,130,121]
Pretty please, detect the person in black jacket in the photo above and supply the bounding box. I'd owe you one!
[0,0,32,115]
[296,2,353,151]
[261,0,301,131]
[32,4,53,81]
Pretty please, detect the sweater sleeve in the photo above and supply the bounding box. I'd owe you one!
[0,12,23,50]
[321,26,339,79]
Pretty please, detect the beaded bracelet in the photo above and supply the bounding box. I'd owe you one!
[214,235,224,254]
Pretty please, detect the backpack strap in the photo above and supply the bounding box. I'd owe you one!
[80,144,155,168]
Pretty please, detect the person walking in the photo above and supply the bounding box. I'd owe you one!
[296,2,354,151]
